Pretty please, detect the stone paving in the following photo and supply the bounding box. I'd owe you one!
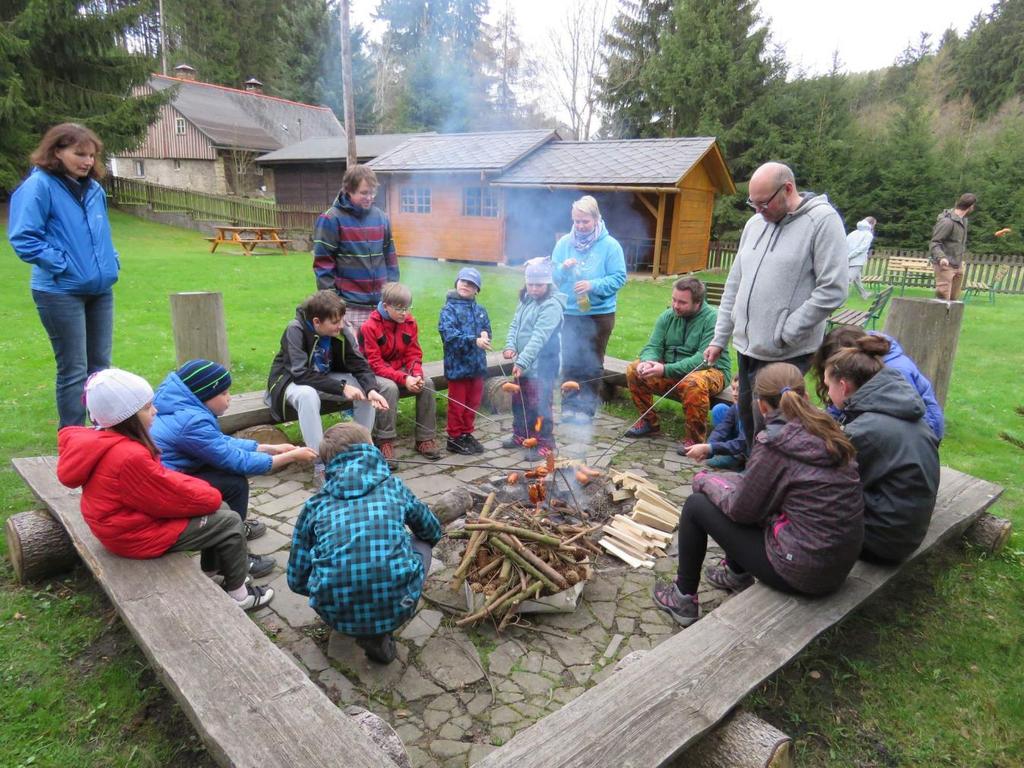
[245,407,730,768]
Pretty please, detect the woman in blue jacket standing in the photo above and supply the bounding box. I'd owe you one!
[8,124,120,428]
[551,195,626,424]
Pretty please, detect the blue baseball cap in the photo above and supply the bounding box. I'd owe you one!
[456,267,482,291]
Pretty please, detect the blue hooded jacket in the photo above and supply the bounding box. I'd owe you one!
[150,372,273,476]
[438,290,492,380]
[551,225,627,316]
[826,332,944,439]
[287,444,443,636]
[8,167,120,295]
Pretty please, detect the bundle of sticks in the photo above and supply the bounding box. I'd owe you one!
[599,470,680,568]
[449,493,599,630]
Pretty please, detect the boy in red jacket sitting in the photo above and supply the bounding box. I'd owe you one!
[358,282,441,462]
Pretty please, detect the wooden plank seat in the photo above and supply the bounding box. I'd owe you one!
[964,264,1010,304]
[827,286,894,331]
[476,468,1004,768]
[602,355,734,408]
[704,283,725,306]
[11,456,395,768]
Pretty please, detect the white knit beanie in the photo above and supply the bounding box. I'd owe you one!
[85,369,154,427]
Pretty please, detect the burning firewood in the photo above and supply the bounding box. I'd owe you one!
[501,382,521,394]
[560,381,580,392]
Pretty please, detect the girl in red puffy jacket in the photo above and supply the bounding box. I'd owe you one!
[56,368,273,610]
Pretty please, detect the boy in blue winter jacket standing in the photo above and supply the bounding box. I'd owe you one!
[438,267,492,455]
[287,422,442,664]
[151,359,317,576]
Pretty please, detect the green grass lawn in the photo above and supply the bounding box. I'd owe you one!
[1,210,1022,765]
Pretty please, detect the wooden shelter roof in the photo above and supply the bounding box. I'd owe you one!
[256,133,435,164]
[492,137,735,193]
[367,130,558,174]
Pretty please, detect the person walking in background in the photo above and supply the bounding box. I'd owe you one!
[313,165,399,334]
[8,123,120,428]
[929,193,976,301]
[704,161,847,448]
[551,195,626,424]
[846,216,876,300]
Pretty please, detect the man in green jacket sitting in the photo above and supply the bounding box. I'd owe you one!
[625,277,731,451]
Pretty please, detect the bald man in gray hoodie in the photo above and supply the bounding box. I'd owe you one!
[704,162,847,447]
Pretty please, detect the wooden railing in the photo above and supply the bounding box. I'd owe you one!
[108,177,322,232]
[705,241,1024,295]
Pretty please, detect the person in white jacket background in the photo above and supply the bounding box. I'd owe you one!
[846,216,877,300]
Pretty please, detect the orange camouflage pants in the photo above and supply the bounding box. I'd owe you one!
[626,361,726,443]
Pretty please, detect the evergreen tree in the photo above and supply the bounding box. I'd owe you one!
[0,0,165,191]
[951,0,1024,118]
[164,0,240,85]
[275,0,331,106]
[319,13,377,131]
[961,118,1024,254]
[597,0,672,138]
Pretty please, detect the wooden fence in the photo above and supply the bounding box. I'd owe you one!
[705,240,1024,295]
[109,177,322,232]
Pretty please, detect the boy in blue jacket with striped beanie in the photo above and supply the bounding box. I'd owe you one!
[287,422,442,664]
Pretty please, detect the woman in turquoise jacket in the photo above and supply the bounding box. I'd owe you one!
[8,124,120,428]
[551,195,626,423]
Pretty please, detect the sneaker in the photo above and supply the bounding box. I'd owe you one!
[704,559,755,592]
[706,454,744,471]
[447,435,475,455]
[675,439,698,456]
[312,460,326,489]
[376,440,398,470]
[243,516,267,540]
[356,633,397,664]
[416,439,442,460]
[652,581,700,627]
[235,583,274,611]
[501,436,522,449]
[465,434,485,454]
[625,421,659,438]
[248,553,275,579]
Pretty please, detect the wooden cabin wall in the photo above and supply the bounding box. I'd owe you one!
[668,160,717,273]
[271,163,345,208]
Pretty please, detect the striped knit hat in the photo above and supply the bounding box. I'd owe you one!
[178,359,232,401]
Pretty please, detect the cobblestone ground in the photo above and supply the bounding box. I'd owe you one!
[246,409,730,768]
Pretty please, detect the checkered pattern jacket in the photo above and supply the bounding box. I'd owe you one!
[287,444,442,636]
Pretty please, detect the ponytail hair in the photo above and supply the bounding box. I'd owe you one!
[810,325,868,404]
[824,334,890,393]
[110,413,160,458]
[754,363,856,465]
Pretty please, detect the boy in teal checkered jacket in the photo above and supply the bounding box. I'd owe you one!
[287,422,442,664]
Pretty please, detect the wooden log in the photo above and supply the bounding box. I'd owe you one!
[669,710,793,768]
[483,375,514,414]
[169,291,230,367]
[232,424,290,445]
[964,512,1013,554]
[883,297,963,407]
[5,509,79,582]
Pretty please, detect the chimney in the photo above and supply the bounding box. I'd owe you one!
[243,77,264,95]
[173,63,197,81]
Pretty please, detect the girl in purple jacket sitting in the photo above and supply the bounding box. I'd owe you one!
[654,363,864,627]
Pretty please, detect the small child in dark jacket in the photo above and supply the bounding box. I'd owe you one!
[654,363,863,627]
[502,258,566,458]
[685,375,746,470]
[824,335,940,563]
[152,359,317,576]
[438,267,492,455]
[287,422,442,664]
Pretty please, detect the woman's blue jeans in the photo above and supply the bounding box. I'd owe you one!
[32,289,114,428]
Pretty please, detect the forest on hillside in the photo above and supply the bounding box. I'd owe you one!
[2,0,1023,251]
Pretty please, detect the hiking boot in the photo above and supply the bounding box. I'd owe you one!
[235,583,274,611]
[376,440,398,470]
[416,439,442,460]
[625,421,659,438]
[248,553,275,579]
[465,434,485,454]
[243,516,267,540]
[704,559,755,592]
[312,460,326,489]
[356,633,397,664]
[447,435,475,455]
[652,581,700,627]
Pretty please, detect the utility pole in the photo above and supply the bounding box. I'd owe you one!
[340,0,358,167]
[158,0,168,75]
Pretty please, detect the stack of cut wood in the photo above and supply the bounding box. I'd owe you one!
[600,471,679,568]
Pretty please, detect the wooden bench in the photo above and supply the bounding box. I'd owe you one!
[964,264,1010,304]
[863,257,934,295]
[602,355,734,407]
[704,282,725,306]
[11,456,395,768]
[475,467,1004,767]
[827,286,894,331]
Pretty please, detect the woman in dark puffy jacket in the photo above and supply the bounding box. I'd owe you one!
[654,363,863,627]
[8,124,120,428]
[824,335,940,562]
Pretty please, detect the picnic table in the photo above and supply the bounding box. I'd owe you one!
[207,225,293,255]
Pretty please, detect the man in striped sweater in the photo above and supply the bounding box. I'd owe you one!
[313,165,399,333]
